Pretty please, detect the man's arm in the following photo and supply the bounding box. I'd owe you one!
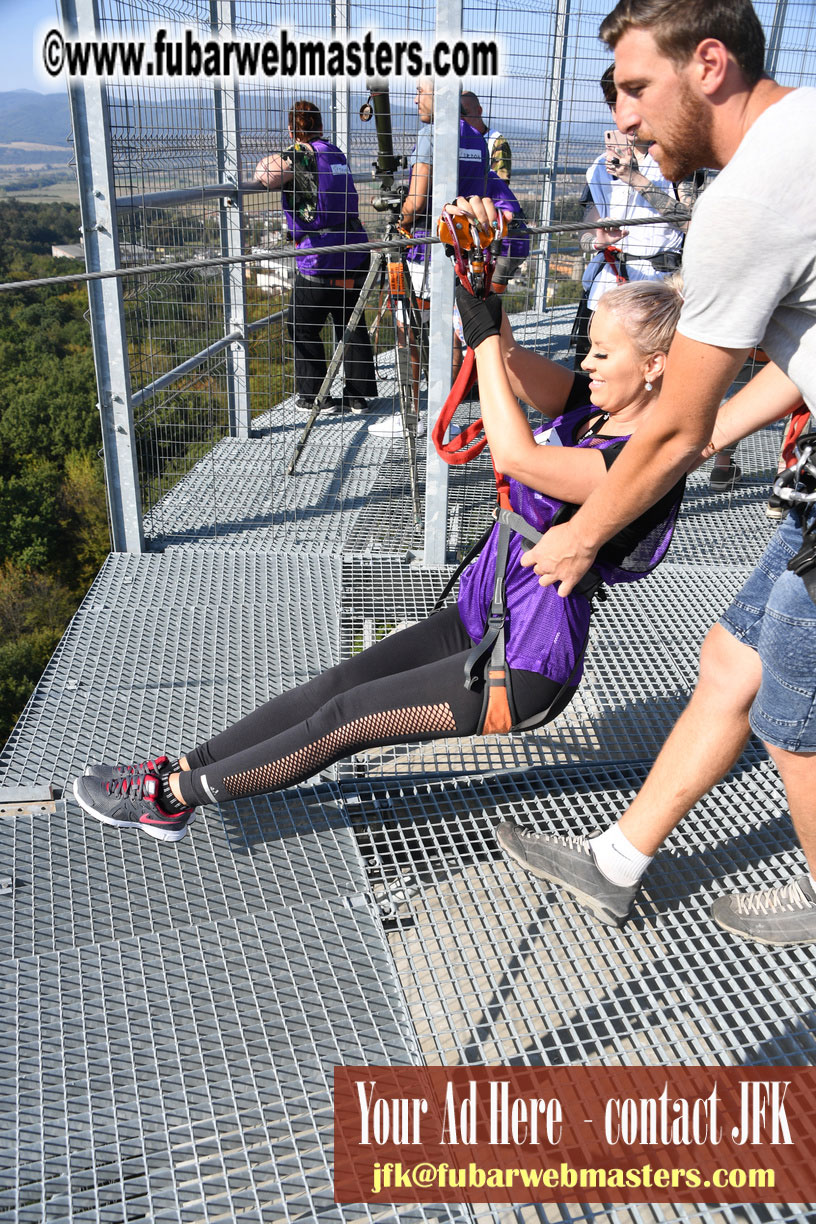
[607,160,692,230]
[690,360,804,468]
[519,334,749,595]
[400,161,430,231]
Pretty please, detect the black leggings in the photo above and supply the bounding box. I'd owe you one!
[179,607,576,807]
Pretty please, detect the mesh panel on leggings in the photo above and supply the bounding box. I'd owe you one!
[222,702,458,798]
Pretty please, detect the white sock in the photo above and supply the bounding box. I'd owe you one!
[590,823,654,887]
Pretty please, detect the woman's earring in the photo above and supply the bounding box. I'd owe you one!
[645,380,653,392]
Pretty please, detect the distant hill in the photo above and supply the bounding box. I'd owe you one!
[0,88,601,186]
[0,91,72,147]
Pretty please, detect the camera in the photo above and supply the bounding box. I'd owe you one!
[372,185,407,213]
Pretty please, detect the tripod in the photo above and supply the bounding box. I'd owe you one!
[286,202,429,523]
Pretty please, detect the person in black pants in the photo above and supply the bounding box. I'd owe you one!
[72,276,699,844]
[255,100,377,414]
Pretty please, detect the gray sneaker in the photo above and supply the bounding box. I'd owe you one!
[73,772,195,843]
[711,875,816,946]
[84,753,173,782]
[496,822,639,928]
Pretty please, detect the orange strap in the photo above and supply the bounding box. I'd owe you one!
[481,670,514,735]
[602,245,628,285]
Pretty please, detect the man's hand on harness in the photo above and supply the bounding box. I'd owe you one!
[518,517,598,599]
[454,282,503,350]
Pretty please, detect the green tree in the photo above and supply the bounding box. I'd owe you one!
[0,201,105,747]
[0,560,75,738]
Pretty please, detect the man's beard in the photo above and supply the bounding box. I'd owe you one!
[647,79,716,182]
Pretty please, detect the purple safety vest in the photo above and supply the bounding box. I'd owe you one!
[282,139,369,277]
[408,119,491,264]
[457,404,681,683]
[487,170,531,260]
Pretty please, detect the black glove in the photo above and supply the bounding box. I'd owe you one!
[454,282,503,350]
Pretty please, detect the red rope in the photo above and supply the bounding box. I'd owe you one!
[782,402,810,468]
[431,207,511,509]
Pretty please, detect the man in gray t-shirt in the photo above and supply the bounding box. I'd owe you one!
[500,0,816,946]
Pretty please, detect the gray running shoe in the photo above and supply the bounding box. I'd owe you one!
[765,492,787,521]
[73,771,195,843]
[496,822,639,928]
[711,875,816,946]
[84,753,173,782]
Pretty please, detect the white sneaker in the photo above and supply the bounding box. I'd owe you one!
[368,411,426,439]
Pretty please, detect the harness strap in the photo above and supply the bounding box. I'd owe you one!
[490,503,602,732]
[463,515,517,734]
[430,348,511,511]
[459,508,606,736]
[782,402,810,468]
[495,507,606,602]
[430,347,487,464]
[432,521,494,613]
[602,245,628,285]
[620,250,682,274]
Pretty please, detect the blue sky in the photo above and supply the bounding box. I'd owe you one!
[2,0,66,92]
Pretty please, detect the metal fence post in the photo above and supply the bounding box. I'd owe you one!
[60,0,145,553]
[330,0,351,359]
[536,0,571,313]
[766,0,790,76]
[423,0,463,566]
[212,1,251,439]
[330,0,350,152]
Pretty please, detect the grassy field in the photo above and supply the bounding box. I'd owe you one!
[0,153,78,203]
[1,179,79,204]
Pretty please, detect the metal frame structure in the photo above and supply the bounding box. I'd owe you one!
[59,0,816,563]
[534,0,571,313]
[4,3,816,1219]
[62,0,144,554]
[212,1,252,440]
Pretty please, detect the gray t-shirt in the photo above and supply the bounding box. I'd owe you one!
[409,125,433,168]
[678,87,816,407]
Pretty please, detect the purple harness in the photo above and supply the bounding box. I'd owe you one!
[455,404,682,730]
[408,120,491,264]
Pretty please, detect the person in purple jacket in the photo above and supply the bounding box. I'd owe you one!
[255,100,377,415]
[72,278,686,843]
[370,79,529,437]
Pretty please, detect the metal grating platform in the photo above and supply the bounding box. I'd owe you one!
[0,553,341,790]
[342,750,813,1068]
[2,314,812,1221]
[143,403,406,554]
[0,789,365,963]
[0,898,467,1224]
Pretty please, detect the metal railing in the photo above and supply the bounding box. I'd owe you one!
[48,0,816,555]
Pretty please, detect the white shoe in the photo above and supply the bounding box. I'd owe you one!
[368,411,426,439]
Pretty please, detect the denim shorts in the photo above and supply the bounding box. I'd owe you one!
[719,509,816,752]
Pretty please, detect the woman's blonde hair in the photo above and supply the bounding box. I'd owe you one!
[599,272,684,359]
